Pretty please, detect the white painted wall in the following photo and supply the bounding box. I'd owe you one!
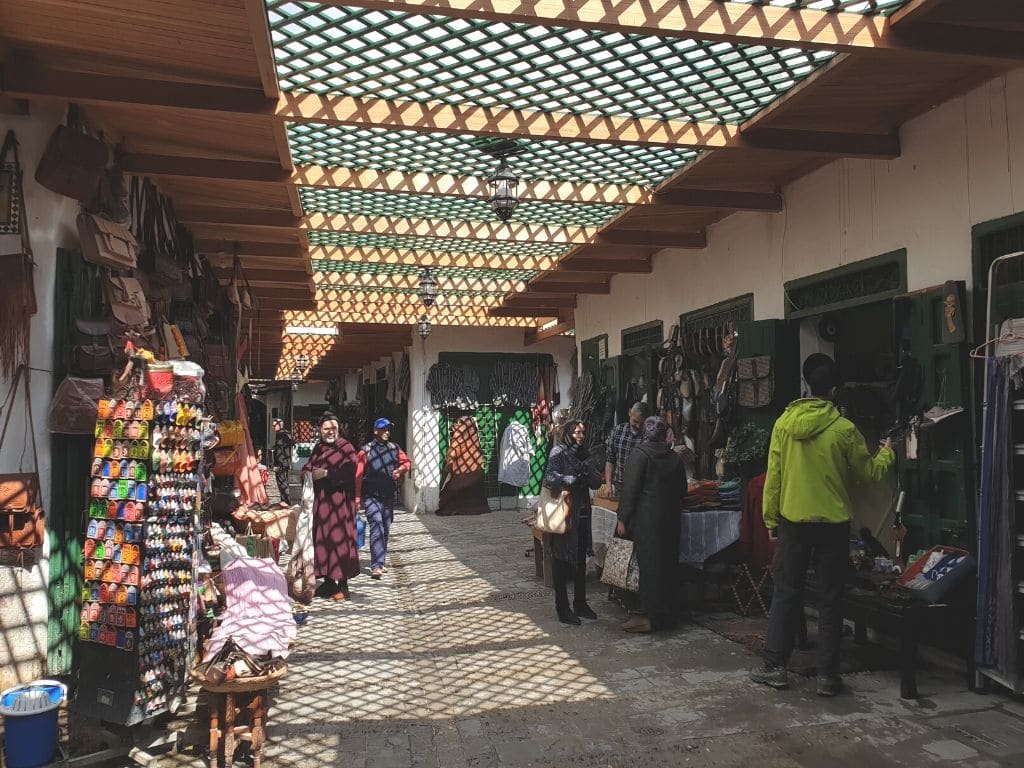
[0,105,82,687]
[405,326,575,513]
[576,69,1024,354]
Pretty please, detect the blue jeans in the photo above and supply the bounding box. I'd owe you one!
[364,496,394,570]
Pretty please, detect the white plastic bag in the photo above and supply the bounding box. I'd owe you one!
[287,473,316,604]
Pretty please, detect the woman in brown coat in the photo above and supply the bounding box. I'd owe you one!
[302,413,360,600]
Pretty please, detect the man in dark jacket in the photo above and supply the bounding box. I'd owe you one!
[271,418,294,505]
[355,418,411,579]
[616,416,687,633]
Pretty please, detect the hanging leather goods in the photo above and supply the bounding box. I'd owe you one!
[0,365,45,549]
[0,131,36,379]
[0,130,22,234]
[35,105,108,205]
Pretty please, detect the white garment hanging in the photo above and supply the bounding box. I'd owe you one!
[497,421,534,487]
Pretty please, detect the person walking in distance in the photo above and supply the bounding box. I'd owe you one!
[750,354,894,696]
[271,418,294,505]
[355,418,411,579]
[604,402,649,497]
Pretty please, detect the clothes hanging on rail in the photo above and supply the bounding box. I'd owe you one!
[497,420,534,488]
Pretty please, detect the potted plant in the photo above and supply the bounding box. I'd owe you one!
[721,423,770,479]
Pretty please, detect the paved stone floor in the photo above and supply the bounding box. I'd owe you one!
[170,508,1024,767]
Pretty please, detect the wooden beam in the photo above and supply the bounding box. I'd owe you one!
[505,294,578,309]
[889,0,946,26]
[294,165,652,206]
[198,240,305,259]
[310,245,558,272]
[596,231,706,249]
[279,91,739,149]
[244,0,281,100]
[121,154,289,183]
[322,1,1023,59]
[527,281,610,295]
[178,206,301,229]
[571,244,658,260]
[489,307,562,318]
[2,63,274,115]
[557,259,652,274]
[0,95,27,115]
[329,0,888,52]
[739,128,900,159]
[652,188,783,212]
[305,213,595,245]
[526,319,574,347]
[888,23,1024,61]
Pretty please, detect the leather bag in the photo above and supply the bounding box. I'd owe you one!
[0,130,21,234]
[35,121,107,205]
[105,275,150,329]
[69,318,117,376]
[736,356,774,409]
[77,213,138,270]
[534,486,571,535]
[601,536,639,592]
[0,365,45,549]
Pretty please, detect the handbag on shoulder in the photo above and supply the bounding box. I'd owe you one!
[534,486,571,535]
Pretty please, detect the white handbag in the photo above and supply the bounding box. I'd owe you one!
[534,487,571,535]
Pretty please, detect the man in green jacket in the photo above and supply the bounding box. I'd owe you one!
[750,353,894,696]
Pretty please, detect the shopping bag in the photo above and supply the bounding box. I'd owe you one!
[235,523,273,559]
[287,473,316,604]
[534,486,571,534]
[601,537,640,592]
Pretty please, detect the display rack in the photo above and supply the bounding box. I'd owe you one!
[75,398,208,725]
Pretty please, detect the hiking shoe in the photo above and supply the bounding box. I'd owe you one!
[749,663,789,689]
[816,675,843,697]
[574,603,598,620]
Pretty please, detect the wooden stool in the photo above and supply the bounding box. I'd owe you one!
[197,665,287,768]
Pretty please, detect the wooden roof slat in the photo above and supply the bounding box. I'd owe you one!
[304,213,596,245]
[326,0,1023,60]
[556,259,652,275]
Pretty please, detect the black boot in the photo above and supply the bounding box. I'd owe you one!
[554,561,581,625]
[573,562,596,619]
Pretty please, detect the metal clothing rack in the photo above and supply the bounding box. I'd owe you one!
[975,250,1024,695]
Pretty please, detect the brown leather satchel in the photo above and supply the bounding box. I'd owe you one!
[77,213,138,270]
[0,365,44,549]
[35,117,108,205]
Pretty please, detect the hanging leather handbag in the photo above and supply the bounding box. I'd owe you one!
[69,318,118,376]
[0,130,21,234]
[736,356,774,408]
[77,212,138,270]
[105,275,150,329]
[534,486,571,535]
[0,366,45,549]
[35,117,108,205]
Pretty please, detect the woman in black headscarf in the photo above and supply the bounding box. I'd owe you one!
[616,416,687,633]
[543,419,603,625]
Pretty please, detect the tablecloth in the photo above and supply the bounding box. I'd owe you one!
[590,505,742,568]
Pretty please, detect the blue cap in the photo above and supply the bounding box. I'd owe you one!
[374,418,393,430]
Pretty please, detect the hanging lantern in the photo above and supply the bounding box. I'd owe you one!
[417,314,431,340]
[487,159,519,222]
[295,354,310,377]
[418,268,438,308]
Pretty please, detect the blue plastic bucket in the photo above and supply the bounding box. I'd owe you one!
[0,680,67,768]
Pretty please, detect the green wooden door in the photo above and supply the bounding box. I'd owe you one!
[47,250,97,675]
[735,319,801,433]
[895,284,972,552]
